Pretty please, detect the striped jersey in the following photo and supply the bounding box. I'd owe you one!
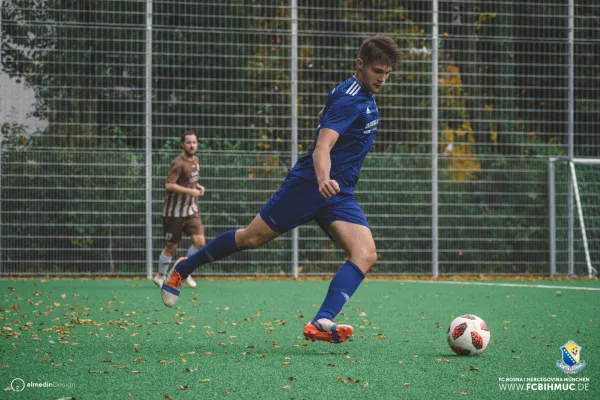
[288,76,379,194]
[162,153,200,218]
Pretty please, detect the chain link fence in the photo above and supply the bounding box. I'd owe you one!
[1,1,598,276]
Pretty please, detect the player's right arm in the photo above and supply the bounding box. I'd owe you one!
[313,128,340,198]
[165,161,201,197]
[166,182,201,198]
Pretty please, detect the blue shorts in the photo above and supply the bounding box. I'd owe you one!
[259,176,369,239]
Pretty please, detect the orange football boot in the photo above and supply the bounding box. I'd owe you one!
[161,257,186,307]
[303,321,354,344]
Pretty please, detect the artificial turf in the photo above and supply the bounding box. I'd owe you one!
[1,278,598,399]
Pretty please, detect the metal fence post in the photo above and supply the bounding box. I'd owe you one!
[145,0,153,279]
[548,158,556,276]
[431,0,439,277]
[290,0,299,278]
[567,0,574,276]
[0,0,3,277]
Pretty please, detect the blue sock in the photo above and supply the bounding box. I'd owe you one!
[313,260,365,323]
[175,230,240,278]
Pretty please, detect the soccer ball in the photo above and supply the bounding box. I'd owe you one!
[447,314,490,356]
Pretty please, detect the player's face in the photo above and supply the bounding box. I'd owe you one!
[357,60,393,94]
[181,135,197,157]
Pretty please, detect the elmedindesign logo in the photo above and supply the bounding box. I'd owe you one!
[11,378,25,392]
[556,341,586,374]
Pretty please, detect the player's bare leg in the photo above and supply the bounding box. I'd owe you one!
[304,221,376,343]
[162,214,279,307]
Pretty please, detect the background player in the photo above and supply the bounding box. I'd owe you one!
[161,35,400,344]
[154,131,206,289]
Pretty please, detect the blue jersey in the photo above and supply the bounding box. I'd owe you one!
[289,76,379,194]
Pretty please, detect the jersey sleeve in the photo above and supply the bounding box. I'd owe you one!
[166,160,182,184]
[319,93,360,136]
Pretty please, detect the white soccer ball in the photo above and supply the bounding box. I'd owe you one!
[447,314,490,356]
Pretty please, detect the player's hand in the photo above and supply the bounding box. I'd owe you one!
[188,188,202,198]
[318,179,340,198]
[196,184,205,196]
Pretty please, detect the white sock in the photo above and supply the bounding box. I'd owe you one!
[316,318,334,331]
[158,251,172,275]
[186,245,201,277]
[187,245,201,258]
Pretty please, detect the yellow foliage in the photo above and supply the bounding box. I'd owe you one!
[442,123,480,182]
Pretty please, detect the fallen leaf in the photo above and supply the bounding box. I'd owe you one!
[281,362,291,365]
[469,366,479,371]
[178,385,190,390]
[199,379,211,383]
[131,370,142,374]
[288,376,296,381]
[460,391,468,395]
[88,370,109,374]
[436,359,451,363]
[364,382,369,387]
[337,376,346,384]
[281,385,293,389]
[134,344,140,353]
[404,382,411,387]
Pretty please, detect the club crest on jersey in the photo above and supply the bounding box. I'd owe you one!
[556,340,586,374]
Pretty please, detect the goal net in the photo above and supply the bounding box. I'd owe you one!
[549,158,600,277]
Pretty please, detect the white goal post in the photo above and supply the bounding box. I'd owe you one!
[549,157,599,278]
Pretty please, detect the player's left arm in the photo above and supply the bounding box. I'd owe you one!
[195,183,205,196]
[313,128,340,198]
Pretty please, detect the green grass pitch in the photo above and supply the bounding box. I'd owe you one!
[1,278,599,399]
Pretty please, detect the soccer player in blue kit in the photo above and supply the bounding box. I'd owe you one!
[162,34,400,344]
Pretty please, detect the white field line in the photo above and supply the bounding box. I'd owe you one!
[396,280,600,291]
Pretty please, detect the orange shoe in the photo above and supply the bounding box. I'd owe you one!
[303,320,354,344]
[161,257,186,307]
